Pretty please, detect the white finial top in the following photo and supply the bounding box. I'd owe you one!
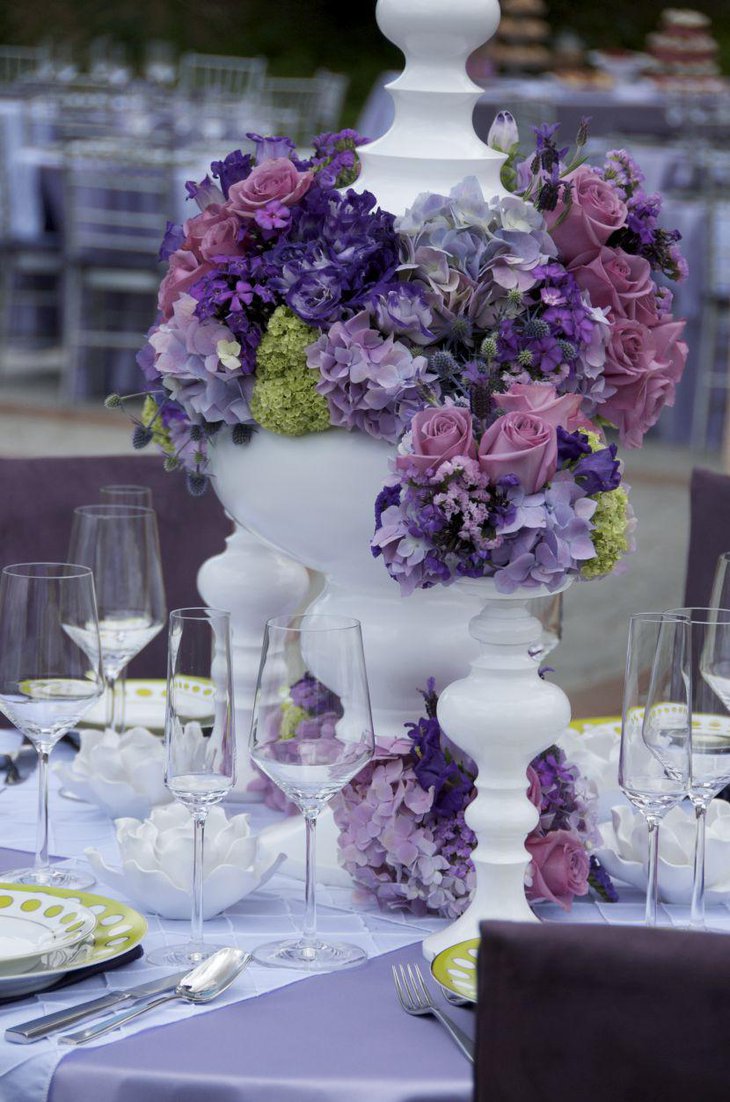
[353,0,507,215]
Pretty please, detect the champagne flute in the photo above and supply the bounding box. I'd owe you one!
[669,606,730,929]
[68,504,165,734]
[619,612,692,926]
[98,485,153,727]
[0,563,104,888]
[147,608,236,967]
[250,614,374,971]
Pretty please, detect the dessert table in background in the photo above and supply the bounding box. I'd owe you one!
[2,736,730,1101]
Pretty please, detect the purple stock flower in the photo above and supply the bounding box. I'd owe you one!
[209,150,254,198]
[159,221,185,262]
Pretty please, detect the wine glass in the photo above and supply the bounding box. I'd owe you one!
[250,614,374,971]
[68,504,165,734]
[99,485,152,507]
[619,612,692,926]
[710,552,730,610]
[147,608,236,967]
[667,606,730,929]
[0,563,104,888]
[98,486,153,726]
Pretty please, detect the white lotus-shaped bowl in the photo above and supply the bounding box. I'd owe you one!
[559,719,621,818]
[86,803,283,919]
[56,727,172,819]
[596,800,730,905]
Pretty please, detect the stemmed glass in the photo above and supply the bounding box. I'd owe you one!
[667,606,730,929]
[0,563,104,888]
[68,504,165,734]
[528,592,563,662]
[98,486,153,727]
[619,612,692,926]
[147,608,236,967]
[250,614,374,971]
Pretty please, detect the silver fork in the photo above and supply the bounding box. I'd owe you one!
[392,963,474,1062]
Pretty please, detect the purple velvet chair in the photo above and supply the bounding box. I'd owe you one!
[475,920,730,1102]
[0,454,232,678]
[684,467,730,607]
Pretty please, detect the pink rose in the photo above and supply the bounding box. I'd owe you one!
[600,318,687,447]
[396,407,476,473]
[544,166,628,264]
[526,829,590,911]
[227,158,313,216]
[157,248,213,319]
[199,214,244,261]
[526,765,542,810]
[568,247,659,325]
[478,412,558,493]
[499,383,584,431]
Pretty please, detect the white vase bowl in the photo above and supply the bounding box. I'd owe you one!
[55,727,172,820]
[208,427,482,742]
[86,803,284,920]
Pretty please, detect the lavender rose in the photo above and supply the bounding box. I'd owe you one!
[498,383,584,431]
[526,828,590,911]
[478,412,558,493]
[600,318,687,447]
[568,246,658,325]
[227,158,313,217]
[545,166,628,264]
[397,407,476,474]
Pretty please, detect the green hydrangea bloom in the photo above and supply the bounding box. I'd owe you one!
[580,430,631,579]
[141,395,174,455]
[250,307,330,436]
[279,702,310,740]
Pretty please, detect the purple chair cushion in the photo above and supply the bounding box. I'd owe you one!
[0,454,231,679]
[475,919,730,1102]
[684,467,730,607]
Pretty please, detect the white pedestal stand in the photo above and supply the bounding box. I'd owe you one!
[422,580,572,961]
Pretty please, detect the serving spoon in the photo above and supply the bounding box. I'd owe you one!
[60,947,251,1045]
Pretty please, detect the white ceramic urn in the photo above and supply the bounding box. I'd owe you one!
[207,428,483,745]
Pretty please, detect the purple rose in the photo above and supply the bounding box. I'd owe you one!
[499,383,585,432]
[568,246,658,324]
[545,167,628,264]
[526,828,590,911]
[199,213,244,260]
[397,407,476,474]
[227,158,313,217]
[478,412,558,493]
[599,318,687,447]
[158,248,214,319]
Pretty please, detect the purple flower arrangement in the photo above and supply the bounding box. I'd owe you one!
[333,679,615,917]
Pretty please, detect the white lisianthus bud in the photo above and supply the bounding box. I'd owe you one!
[217,338,242,370]
[487,110,519,154]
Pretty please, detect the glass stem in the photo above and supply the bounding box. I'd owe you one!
[116,667,127,733]
[302,810,318,946]
[645,816,660,927]
[105,675,120,734]
[34,747,51,878]
[190,810,207,950]
[690,800,708,930]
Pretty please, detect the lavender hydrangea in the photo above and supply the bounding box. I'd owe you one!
[308,311,438,442]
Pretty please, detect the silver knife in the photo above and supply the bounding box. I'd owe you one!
[5,971,190,1044]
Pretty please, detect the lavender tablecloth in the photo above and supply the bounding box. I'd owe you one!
[49,939,473,1102]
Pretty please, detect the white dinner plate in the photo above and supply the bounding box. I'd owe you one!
[80,678,216,733]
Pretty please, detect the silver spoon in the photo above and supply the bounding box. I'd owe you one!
[60,948,251,1045]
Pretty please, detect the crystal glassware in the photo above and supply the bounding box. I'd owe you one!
[250,614,374,971]
[0,563,104,888]
[667,606,730,929]
[147,608,236,968]
[527,592,563,662]
[68,504,165,734]
[619,612,692,926]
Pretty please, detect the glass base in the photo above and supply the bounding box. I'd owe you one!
[146,941,230,968]
[253,937,367,972]
[2,865,96,890]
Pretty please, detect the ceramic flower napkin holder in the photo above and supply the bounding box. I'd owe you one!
[597,801,730,905]
[86,803,284,919]
[56,727,171,819]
